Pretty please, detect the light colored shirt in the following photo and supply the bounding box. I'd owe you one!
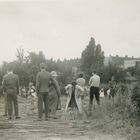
[89,74,100,87]
[76,78,86,88]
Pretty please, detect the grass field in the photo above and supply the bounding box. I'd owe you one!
[0,86,140,140]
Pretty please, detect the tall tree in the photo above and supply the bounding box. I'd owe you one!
[81,37,104,76]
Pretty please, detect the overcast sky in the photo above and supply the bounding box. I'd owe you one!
[0,0,140,63]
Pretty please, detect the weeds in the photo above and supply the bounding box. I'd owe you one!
[61,84,140,139]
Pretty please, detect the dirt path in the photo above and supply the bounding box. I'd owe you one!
[0,96,126,140]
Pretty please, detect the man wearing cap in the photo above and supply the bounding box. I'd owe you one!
[36,63,53,121]
[48,71,61,118]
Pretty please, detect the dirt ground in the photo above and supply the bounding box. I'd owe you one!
[0,96,127,140]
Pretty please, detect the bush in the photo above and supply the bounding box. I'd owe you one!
[131,83,140,113]
[85,84,138,138]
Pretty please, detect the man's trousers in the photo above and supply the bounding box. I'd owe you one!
[89,86,100,105]
[38,92,49,119]
[3,93,8,115]
[7,93,19,117]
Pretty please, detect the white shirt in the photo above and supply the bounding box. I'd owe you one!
[89,74,100,87]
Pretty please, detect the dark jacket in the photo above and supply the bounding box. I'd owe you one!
[2,73,19,94]
[36,69,52,93]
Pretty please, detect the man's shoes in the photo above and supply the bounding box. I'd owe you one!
[45,118,48,121]
[37,118,42,121]
[8,117,12,120]
[15,116,21,119]
[49,115,58,119]
[3,114,7,116]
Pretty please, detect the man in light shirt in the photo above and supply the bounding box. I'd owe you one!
[89,70,100,106]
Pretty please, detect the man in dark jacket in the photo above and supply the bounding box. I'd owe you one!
[36,63,53,121]
[2,67,20,120]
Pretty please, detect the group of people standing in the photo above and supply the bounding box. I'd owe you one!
[36,63,61,120]
[2,63,61,120]
[65,70,101,114]
[1,62,106,121]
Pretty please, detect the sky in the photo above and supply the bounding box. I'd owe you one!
[0,0,140,64]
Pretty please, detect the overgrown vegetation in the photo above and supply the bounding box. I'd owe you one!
[62,85,140,139]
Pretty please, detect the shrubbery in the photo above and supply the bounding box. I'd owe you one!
[65,84,139,139]
[131,83,140,114]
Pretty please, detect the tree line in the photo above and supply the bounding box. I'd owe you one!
[0,37,136,88]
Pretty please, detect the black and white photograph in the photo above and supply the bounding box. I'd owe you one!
[0,0,140,140]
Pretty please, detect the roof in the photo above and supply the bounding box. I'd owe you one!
[125,76,138,81]
[108,56,140,66]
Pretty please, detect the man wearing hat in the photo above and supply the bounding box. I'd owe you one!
[36,63,53,121]
[48,71,61,118]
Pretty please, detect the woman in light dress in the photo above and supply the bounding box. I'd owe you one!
[65,80,84,114]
